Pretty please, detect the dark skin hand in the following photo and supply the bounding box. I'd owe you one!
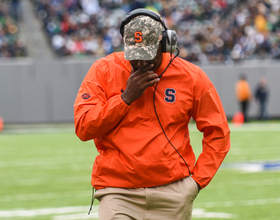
[121,45,162,106]
[121,63,160,105]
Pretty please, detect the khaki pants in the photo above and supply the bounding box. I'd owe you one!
[94,176,199,220]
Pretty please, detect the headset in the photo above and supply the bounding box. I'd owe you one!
[120,8,178,54]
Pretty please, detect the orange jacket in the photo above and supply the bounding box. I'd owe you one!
[235,79,252,101]
[74,52,230,190]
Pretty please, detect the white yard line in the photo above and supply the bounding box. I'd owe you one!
[53,212,99,220]
[0,206,94,218]
[220,161,280,173]
[0,190,91,202]
[1,197,280,219]
[53,209,234,220]
[0,206,233,219]
[192,209,234,219]
[196,197,280,208]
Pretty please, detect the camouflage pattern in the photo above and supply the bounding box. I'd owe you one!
[124,15,163,61]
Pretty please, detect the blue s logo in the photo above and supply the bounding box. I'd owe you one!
[164,88,176,103]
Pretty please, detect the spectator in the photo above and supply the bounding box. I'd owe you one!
[235,74,252,122]
[0,1,27,58]
[10,0,23,22]
[255,76,269,120]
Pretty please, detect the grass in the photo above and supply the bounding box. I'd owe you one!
[0,122,280,219]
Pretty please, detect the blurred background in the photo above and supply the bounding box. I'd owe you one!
[0,0,280,123]
[1,1,280,220]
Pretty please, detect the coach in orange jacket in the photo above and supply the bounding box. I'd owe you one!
[74,9,230,220]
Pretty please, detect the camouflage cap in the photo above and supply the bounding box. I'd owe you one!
[124,15,163,61]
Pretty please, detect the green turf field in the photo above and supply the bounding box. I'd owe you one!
[0,122,280,220]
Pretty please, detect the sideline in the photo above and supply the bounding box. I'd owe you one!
[0,206,234,219]
[195,197,280,208]
[0,206,95,218]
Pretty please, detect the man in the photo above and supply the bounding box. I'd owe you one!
[74,9,230,220]
[255,77,269,120]
[235,74,252,122]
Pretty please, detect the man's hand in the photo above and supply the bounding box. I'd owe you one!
[121,64,160,105]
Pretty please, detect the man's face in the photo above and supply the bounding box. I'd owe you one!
[129,44,162,72]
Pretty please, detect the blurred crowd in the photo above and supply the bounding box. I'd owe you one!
[176,0,280,64]
[1,0,280,64]
[0,0,27,58]
[32,0,235,60]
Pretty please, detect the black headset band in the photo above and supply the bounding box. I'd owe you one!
[120,8,167,37]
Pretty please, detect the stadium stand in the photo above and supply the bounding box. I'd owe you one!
[0,0,27,58]
[1,0,280,64]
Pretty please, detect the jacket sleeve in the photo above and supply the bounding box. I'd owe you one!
[191,69,230,189]
[74,62,130,141]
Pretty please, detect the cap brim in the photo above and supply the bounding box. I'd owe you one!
[124,43,159,61]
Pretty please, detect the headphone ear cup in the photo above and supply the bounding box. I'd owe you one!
[161,31,167,53]
[161,30,177,53]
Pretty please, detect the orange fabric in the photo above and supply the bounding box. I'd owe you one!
[74,52,230,190]
[235,80,252,101]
